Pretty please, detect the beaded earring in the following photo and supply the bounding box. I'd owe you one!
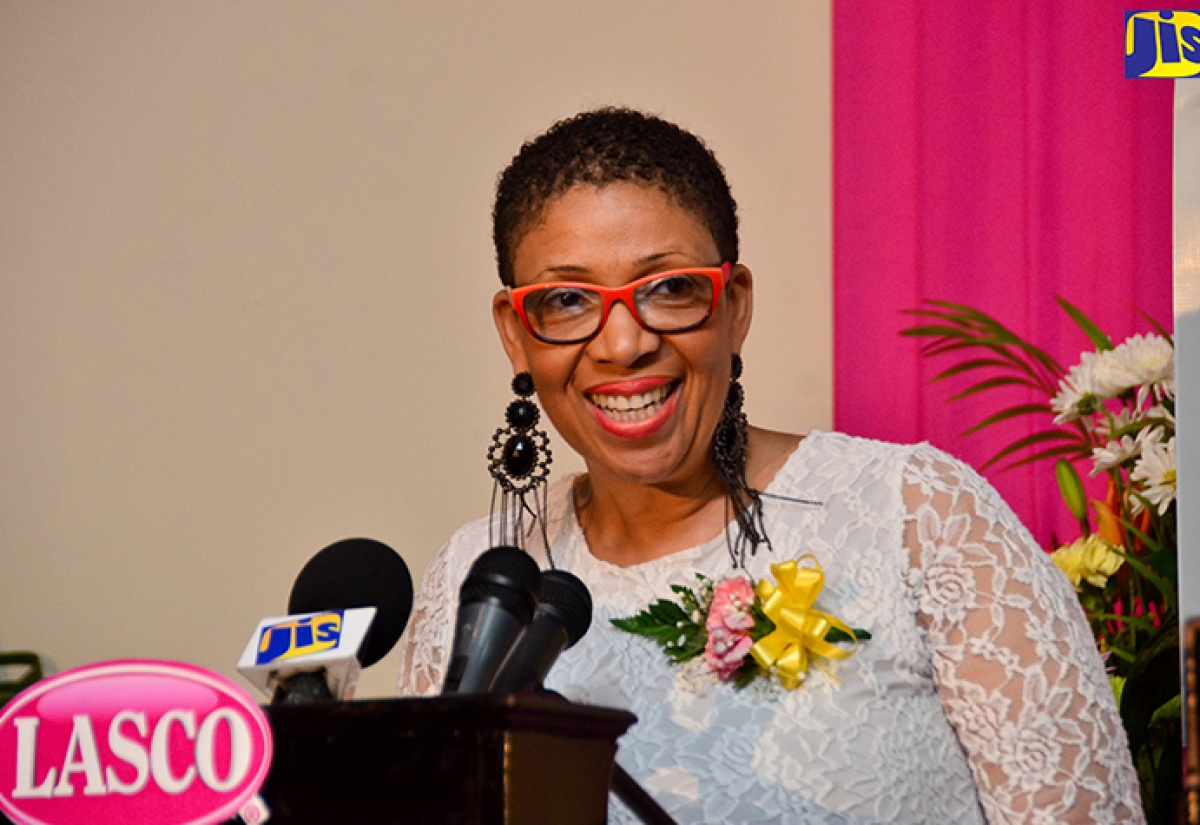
[488,372,553,554]
[713,353,770,567]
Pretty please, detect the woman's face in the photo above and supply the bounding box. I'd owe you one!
[493,182,753,491]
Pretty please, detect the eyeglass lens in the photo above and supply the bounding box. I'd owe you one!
[523,272,716,343]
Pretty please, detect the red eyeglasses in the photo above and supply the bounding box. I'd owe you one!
[508,263,731,345]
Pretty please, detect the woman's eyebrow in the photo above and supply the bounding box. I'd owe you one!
[526,264,591,283]
[636,251,684,265]
[529,251,691,283]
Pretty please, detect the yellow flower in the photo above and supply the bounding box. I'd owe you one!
[1051,535,1124,589]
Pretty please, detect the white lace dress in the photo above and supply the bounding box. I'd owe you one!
[397,430,1143,824]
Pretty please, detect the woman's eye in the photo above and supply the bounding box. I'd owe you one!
[645,274,701,301]
[538,287,594,315]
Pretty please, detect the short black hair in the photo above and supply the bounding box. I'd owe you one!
[492,107,739,286]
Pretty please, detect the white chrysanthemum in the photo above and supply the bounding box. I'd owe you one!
[1052,354,1103,423]
[1085,348,1141,399]
[1091,435,1141,474]
[1054,336,1174,424]
[1143,403,1175,426]
[1130,435,1176,515]
[1136,378,1177,409]
[1096,407,1138,439]
[1113,333,1173,387]
[1091,425,1162,475]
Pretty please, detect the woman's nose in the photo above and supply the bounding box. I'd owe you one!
[587,300,660,365]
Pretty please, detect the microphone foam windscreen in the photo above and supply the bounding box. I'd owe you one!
[539,569,592,646]
[460,546,541,624]
[288,538,414,669]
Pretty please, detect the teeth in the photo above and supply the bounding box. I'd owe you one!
[588,384,674,422]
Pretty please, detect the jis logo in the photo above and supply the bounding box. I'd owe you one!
[255,612,343,665]
[1125,11,1200,78]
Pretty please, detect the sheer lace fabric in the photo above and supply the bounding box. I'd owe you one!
[397,431,1142,824]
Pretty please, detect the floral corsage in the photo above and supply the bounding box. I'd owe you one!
[611,556,869,689]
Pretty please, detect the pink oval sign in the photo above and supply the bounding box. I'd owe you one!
[0,659,273,825]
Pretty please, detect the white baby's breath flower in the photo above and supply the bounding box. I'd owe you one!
[1130,435,1176,515]
[676,657,717,695]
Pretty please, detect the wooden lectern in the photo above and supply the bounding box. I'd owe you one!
[259,694,636,824]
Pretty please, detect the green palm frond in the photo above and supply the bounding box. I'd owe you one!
[1056,297,1114,351]
[900,298,1109,470]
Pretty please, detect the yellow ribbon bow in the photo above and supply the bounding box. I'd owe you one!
[750,556,859,689]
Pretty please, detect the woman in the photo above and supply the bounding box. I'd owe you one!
[398,108,1142,823]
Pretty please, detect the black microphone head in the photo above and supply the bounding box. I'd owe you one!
[538,569,592,647]
[460,545,541,624]
[287,538,413,669]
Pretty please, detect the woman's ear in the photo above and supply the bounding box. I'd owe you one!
[725,263,754,351]
[492,289,531,373]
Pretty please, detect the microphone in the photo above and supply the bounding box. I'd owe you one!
[444,557,672,824]
[237,537,414,703]
[441,546,541,694]
[488,569,592,694]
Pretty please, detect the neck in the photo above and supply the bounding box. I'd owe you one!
[573,427,802,568]
[574,467,727,567]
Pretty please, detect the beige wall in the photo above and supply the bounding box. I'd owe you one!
[0,1,831,697]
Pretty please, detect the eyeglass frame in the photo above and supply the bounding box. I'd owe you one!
[506,262,733,345]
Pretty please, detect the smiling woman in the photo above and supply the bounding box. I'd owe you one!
[493,181,762,543]
[396,108,1143,824]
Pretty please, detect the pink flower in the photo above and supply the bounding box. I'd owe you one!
[704,628,754,680]
[707,576,756,633]
[703,577,756,679]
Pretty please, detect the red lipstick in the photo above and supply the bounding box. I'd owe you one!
[584,377,680,439]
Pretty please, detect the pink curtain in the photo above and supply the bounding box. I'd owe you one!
[833,1,1174,549]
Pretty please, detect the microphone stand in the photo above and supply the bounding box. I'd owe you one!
[611,762,680,825]
[534,689,679,825]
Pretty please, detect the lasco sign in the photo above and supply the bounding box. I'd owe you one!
[0,660,272,825]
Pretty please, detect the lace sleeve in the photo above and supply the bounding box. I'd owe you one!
[901,446,1143,824]
[396,538,461,697]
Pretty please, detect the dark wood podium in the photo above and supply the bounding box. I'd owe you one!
[259,694,636,824]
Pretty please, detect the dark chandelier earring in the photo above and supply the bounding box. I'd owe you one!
[713,353,770,568]
[488,372,553,555]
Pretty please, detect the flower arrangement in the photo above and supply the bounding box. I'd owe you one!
[902,299,1177,823]
[611,557,869,690]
